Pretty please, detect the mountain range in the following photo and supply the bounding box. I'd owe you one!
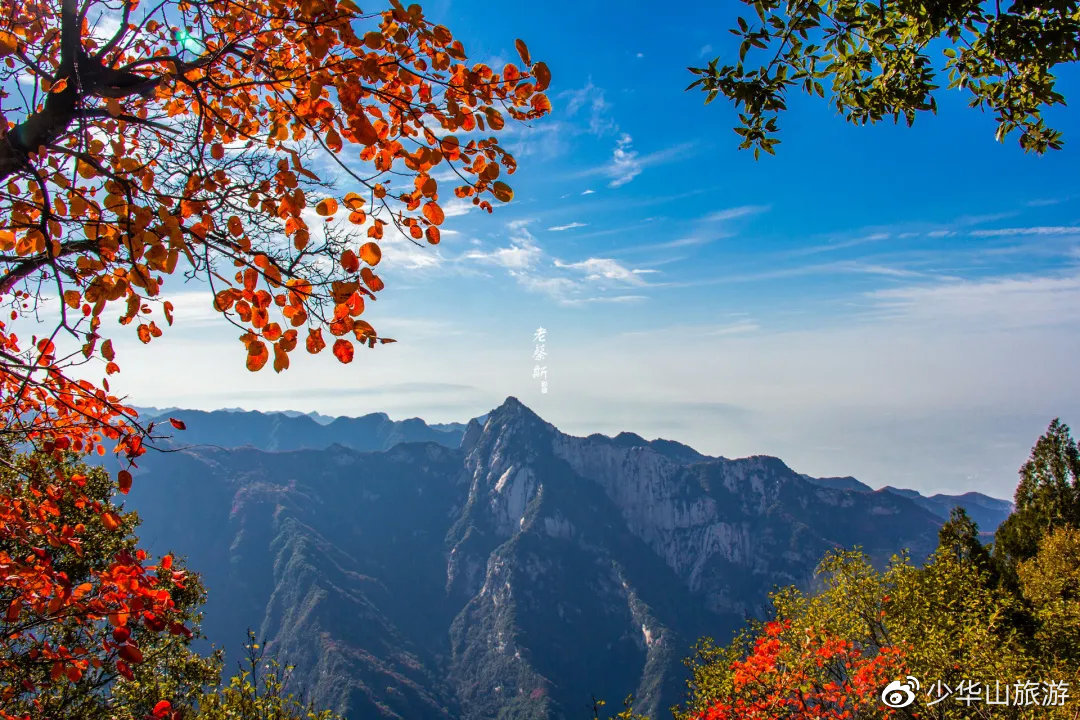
[122,398,1013,720]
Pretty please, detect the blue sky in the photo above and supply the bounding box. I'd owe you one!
[89,0,1080,499]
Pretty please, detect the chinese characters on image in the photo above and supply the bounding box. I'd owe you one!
[532,327,547,394]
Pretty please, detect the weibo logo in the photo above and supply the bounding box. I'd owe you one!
[881,677,920,708]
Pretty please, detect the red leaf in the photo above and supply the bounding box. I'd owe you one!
[117,470,133,494]
[169,418,186,430]
[117,643,144,664]
[332,339,354,364]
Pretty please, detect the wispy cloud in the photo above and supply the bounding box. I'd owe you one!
[548,222,588,232]
[573,137,694,189]
[969,226,1080,238]
[673,260,934,287]
[866,272,1080,330]
[560,80,616,136]
[608,134,641,188]
[581,189,596,196]
[619,318,760,339]
[461,221,657,303]
[1026,197,1067,207]
[784,232,890,258]
[703,205,770,222]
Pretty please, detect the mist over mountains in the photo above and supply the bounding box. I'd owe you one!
[123,398,1012,720]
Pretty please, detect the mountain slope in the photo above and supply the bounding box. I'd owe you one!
[125,397,964,720]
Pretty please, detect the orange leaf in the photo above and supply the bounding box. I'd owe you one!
[341,249,359,273]
[351,111,379,146]
[533,61,551,92]
[332,339,354,364]
[422,201,445,225]
[426,226,441,245]
[101,511,122,531]
[50,78,69,94]
[306,328,326,354]
[326,128,342,152]
[492,181,514,202]
[515,39,531,65]
[246,341,268,371]
[316,198,338,216]
[227,216,244,236]
[363,31,384,49]
[273,342,289,373]
[531,93,552,114]
[359,242,382,266]
[0,30,18,57]
[360,267,385,292]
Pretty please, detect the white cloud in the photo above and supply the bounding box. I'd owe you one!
[608,134,641,188]
[548,222,587,232]
[554,257,654,286]
[573,140,693,188]
[699,44,714,57]
[463,236,541,271]
[581,189,596,196]
[442,199,475,218]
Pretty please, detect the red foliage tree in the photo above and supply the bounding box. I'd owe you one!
[696,620,910,720]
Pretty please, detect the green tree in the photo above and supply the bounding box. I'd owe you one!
[994,419,1080,583]
[937,506,995,581]
[690,0,1078,157]
[194,632,342,720]
[1016,527,1080,668]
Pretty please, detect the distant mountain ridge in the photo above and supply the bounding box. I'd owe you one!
[122,398,1011,720]
[797,474,1012,532]
[139,404,1012,532]
[139,407,468,453]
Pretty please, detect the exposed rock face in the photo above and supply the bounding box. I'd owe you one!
[127,397,960,720]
